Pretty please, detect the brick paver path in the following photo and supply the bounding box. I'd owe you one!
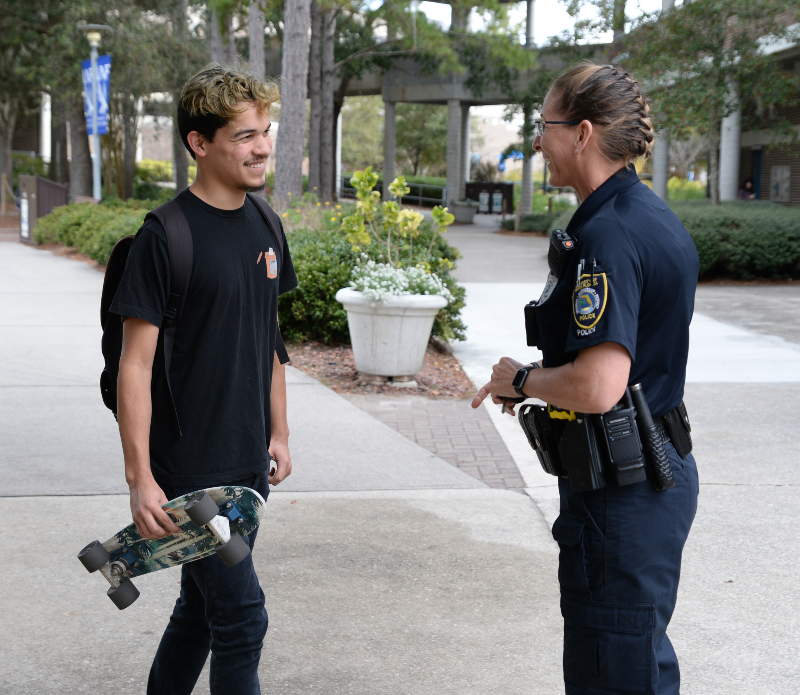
[342,394,526,492]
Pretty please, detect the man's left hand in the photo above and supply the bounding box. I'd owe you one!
[268,438,292,485]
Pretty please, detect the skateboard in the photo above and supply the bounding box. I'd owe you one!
[77,486,266,610]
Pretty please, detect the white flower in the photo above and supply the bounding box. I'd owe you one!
[349,261,453,303]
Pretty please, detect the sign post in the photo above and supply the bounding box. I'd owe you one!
[79,25,111,201]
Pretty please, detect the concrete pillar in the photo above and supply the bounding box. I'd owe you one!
[652,129,669,201]
[335,109,342,198]
[519,107,534,215]
[719,105,742,202]
[383,101,396,200]
[446,98,461,204]
[525,0,535,47]
[460,103,470,198]
[40,93,52,162]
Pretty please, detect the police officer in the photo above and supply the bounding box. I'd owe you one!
[472,62,700,694]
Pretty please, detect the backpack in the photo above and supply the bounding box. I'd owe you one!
[100,193,285,436]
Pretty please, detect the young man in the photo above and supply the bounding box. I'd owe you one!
[110,65,297,695]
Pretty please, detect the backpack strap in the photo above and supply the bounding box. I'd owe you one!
[247,193,285,251]
[148,200,193,437]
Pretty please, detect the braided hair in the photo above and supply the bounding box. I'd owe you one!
[549,61,655,164]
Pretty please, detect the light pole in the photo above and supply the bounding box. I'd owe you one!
[79,24,110,200]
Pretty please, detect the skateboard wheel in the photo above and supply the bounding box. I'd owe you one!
[215,532,250,568]
[184,490,218,527]
[77,540,111,573]
[107,577,140,610]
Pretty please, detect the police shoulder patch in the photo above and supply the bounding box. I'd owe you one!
[572,271,608,334]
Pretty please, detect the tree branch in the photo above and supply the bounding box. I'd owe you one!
[333,38,411,70]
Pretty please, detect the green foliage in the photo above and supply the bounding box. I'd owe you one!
[671,202,800,279]
[544,201,800,279]
[396,104,448,177]
[500,213,555,233]
[132,182,175,204]
[12,153,48,189]
[278,221,466,345]
[343,167,453,269]
[341,96,384,173]
[277,228,355,344]
[667,179,707,202]
[549,207,577,232]
[32,200,152,263]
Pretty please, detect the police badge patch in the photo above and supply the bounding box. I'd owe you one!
[573,268,608,336]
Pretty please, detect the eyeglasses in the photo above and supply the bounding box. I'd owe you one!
[533,120,581,137]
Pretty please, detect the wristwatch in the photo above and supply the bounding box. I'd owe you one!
[512,362,540,398]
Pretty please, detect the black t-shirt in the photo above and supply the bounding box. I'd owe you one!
[535,166,699,417]
[110,189,298,485]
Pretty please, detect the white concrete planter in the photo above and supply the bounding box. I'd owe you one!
[450,200,478,224]
[335,287,448,377]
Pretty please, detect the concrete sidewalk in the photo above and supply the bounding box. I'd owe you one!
[3,229,799,695]
[0,240,562,695]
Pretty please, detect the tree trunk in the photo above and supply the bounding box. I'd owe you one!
[209,5,225,63]
[450,1,468,32]
[49,97,69,184]
[613,0,626,41]
[706,109,721,205]
[273,0,312,210]
[307,0,322,197]
[520,106,533,215]
[173,0,189,193]
[123,96,136,200]
[226,13,237,66]
[0,96,17,186]
[173,108,189,192]
[707,122,720,205]
[68,95,92,198]
[319,8,336,202]
[249,0,266,79]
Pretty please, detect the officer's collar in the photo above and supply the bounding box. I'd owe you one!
[566,165,640,237]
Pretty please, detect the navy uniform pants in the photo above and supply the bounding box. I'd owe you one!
[147,473,270,695]
[552,444,699,695]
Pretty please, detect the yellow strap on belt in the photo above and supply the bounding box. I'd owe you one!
[548,404,577,421]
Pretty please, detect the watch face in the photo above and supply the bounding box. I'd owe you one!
[512,368,528,389]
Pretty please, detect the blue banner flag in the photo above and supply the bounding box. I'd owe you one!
[81,54,112,136]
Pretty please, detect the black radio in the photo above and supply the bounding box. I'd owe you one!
[596,392,647,487]
[548,229,575,279]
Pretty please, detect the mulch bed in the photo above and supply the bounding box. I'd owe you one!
[287,341,475,399]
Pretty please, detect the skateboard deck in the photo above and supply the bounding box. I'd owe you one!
[78,486,266,608]
[104,485,265,578]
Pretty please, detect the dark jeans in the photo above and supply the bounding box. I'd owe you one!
[553,444,699,695]
[147,473,270,695]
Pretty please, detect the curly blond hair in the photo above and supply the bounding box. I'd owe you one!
[177,64,280,158]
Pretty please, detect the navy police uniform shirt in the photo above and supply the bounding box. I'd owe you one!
[535,165,699,417]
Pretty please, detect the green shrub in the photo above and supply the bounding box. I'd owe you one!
[542,201,800,280]
[135,159,197,184]
[133,181,175,203]
[12,153,48,189]
[668,178,707,201]
[549,207,577,232]
[278,221,466,345]
[33,200,149,263]
[500,212,554,233]
[670,201,800,279]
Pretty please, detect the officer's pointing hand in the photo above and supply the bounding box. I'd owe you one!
[471,357,525,412]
